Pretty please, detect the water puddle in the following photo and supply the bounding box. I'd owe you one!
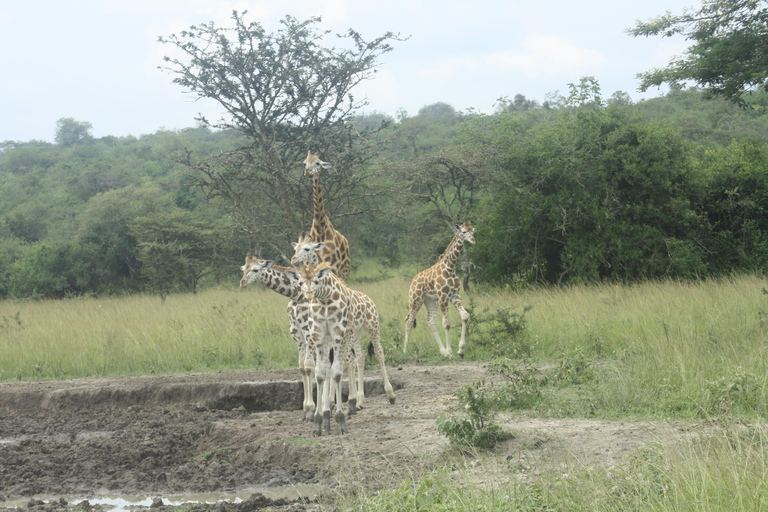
[0,484,321,511]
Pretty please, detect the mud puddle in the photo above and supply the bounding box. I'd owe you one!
[0,484,321,511]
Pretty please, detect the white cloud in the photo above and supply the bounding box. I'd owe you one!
[419,33,605,83]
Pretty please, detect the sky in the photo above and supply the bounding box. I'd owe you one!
[0,0,696,143]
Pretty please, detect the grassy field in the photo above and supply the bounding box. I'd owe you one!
[3,267,768,510]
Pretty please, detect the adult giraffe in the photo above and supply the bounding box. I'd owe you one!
[291,151,351,282]
[403,222,476,359]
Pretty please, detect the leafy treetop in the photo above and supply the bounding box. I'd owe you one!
[628,0,768,106]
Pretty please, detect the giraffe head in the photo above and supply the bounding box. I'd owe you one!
[239,254,272,288]
[287,262,333,302]
[453,221,477,245]
[303,150,332,178]
[291,231,326,267]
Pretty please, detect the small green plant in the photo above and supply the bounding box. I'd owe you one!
[0,312,22,329]
[379,317,410,366]
[704,366,763,416]
[437,380,512,450]
[466,299,532,358]
[488,357,548,409]
[553,347,595,386]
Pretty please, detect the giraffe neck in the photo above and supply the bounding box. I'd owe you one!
[258,267,302,300]
[439,232,465,273]
[310,174,334,241]
[313,271,346,303]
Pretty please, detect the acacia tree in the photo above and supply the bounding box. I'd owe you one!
[159,12,401,258]
[628,0,768,106]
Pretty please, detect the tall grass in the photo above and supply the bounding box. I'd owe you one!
[3,271,768,414]
[0,286,297,380]
[339,423,768,511]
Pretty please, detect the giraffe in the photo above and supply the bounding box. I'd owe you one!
[292,151,351,282]
[403,222,477,359]
[286,262,396,436]
[239,255,363,422]
[239,254,316,421]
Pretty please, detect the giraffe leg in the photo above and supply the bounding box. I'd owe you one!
[313,345,329,436]
[300,353,315,422]
[303,344,317,422]
[451,295,470,358]
[290,317,315,422]
[425,297,451,357]
[403,295,422,353]
[331,351,347,434]
[367,322,396,405]
[355,342,366,411]
[346,360,358,416]
[440,301,454,358]
[347,329,365,413]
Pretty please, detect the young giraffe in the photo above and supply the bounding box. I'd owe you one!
[286,262,396,436]
[290,238,374,411]
[404,222,477,359]
[239,255,362,422]
[292,151,351,283]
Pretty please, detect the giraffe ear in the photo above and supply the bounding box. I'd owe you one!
[319,161,332,169]
[291,242,299,250]
[452,224,461,233]
[284,269,300,283]
[316,267,332,280]
[262,260,274,269]
[313,242,326,251]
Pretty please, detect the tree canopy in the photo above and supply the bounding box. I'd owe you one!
[629,0,768,106]
[159,12,403,256]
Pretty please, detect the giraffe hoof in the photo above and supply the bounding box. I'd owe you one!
[347,398,357,417]
[335,411,347,434]
[388,397,396,405]
[458,352,464,359]
[323,410,332,432]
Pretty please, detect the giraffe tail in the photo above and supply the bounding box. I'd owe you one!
[367,341,375,360]
[329,347,334,365]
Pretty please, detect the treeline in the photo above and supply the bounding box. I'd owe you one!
[2,84,768,298]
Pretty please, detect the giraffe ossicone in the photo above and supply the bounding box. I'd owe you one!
[404,222,476,359]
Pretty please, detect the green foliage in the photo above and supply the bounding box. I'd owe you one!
[6,80,768,298]
[487,358,548,409]
[159,12,402,253]
[629,0,768,106]
[552,347,595,386]
[700,139,768,273]
[54,117,93,147]
[704,366,763,416]
[466,298,532,358]
[437,382,511,450]
[472,102,708,284]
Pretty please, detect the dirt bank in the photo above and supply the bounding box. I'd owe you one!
[0,363,699,511]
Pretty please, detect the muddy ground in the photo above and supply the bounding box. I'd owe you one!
[1,363,700,511]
